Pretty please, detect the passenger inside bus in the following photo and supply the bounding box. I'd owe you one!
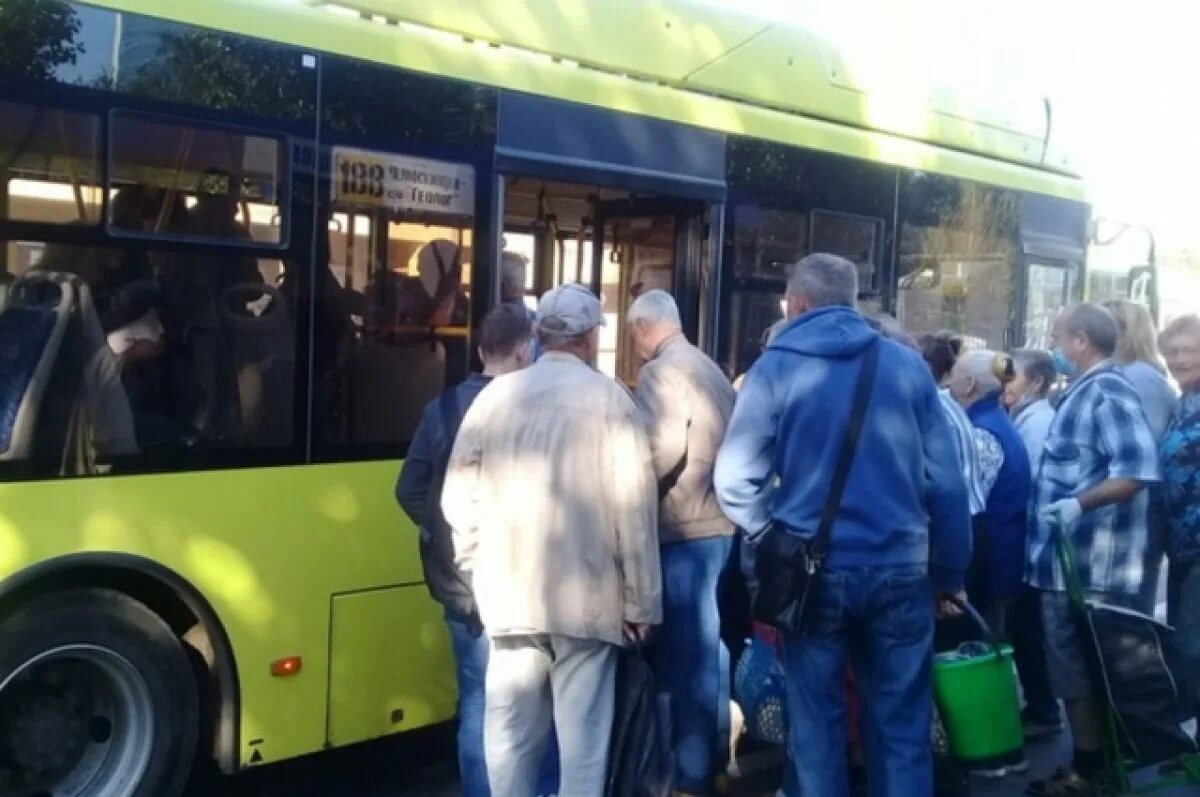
[313,205,474,454]
[7,182,294,464]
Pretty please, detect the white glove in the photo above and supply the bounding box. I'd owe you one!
[1042,498,1083,531]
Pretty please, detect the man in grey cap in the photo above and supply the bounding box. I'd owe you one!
[443,282,662,797]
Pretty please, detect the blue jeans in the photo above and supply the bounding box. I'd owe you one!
[778,566,933,797]
[655,536,734,793]
[445,613,560,797]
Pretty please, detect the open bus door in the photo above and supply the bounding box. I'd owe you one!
[1089,218,1160,325]
[589,197,710,388]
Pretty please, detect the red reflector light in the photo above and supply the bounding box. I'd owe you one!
[271,656,303,677]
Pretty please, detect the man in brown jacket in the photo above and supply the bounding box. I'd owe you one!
[628,289,738,797]
[444,283,661,797]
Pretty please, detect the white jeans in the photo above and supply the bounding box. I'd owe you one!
[485,634,617,797]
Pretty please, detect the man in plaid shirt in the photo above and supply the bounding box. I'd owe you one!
[1026,303,1162,797]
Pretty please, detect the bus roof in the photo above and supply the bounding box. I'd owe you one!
[80,0,1085,200]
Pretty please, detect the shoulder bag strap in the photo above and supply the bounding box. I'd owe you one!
[813,339,880,557]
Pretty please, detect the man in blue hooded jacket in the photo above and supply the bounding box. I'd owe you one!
[714,253,972,797]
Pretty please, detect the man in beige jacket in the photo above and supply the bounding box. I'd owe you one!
[628,290,737,796]
[443,282,661,797]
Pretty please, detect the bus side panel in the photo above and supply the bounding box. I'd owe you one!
[0,460,446,767]
[329,586,456,747]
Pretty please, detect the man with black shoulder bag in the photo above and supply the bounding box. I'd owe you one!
[715,254,973,797]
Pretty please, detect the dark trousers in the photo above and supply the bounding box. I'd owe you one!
[1168,559,1200,726]
[1008,590,1061,724]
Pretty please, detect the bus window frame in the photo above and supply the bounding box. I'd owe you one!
[808,207,886,296]
[105,107,293,251]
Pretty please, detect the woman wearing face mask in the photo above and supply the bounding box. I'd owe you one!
[1159,314,1200,728]
[1003,349,1058,472]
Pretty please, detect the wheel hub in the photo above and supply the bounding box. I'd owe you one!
[4,671,92,779]
[0,645,155,796]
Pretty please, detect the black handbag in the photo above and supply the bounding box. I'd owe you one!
[604,645,673,797]
[752,339,879,634]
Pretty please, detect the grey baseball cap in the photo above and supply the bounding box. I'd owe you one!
[536,283,606,336]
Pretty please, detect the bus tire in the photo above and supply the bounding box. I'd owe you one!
[0,587,200,797]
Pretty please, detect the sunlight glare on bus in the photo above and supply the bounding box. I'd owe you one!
[185,536,278,628]
[80,510,140,551]
[0,515,27,576]
[318,483,362,524]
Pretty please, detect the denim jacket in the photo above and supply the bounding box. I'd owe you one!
[1162,391,1200,563]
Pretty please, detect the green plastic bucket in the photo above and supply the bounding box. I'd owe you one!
[932,602,1024,766]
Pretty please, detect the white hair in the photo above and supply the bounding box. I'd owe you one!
[627,289,681,327]
[501,252,528,297]
[957,349,1002,394]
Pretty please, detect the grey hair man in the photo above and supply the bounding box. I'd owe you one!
[784,251,858,316]
[1024,302,1162,794]
[626,289,737,794]
[715,253,971,795]
[443,282,660,797]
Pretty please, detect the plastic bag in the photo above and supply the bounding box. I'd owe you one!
[734,628,788,744]
[604,647,673,797]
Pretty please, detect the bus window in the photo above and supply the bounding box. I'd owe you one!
[0,101,102,225]
[108,112,285,246]
[897,173,1019,349]
[1,233,299,476]
[810,209,883,294]
[724,204,798,377]
[313,150,475,459]
[731,205,806,282]
[724,137,894,377]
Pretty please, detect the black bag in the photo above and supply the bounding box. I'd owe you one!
[604,647,673,797]
[1080,600,1198,766]
[752,340,879,634]
[1051,517,1198,768]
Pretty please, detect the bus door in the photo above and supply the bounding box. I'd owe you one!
[588,197,709,387]
[1022,258,1076,349]
[1089,218,1160,324]
[1017,193,1090,347]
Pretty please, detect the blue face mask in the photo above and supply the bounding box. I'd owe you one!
[1051,347,1076,378]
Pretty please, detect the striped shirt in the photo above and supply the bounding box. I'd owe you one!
[1025,360,1162,594]
[939,389,988,515]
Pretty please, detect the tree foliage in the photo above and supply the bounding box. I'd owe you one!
[118,29,315,121]
[0,0,83,82]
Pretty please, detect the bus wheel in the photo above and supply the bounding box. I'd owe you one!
[0,588,199,797]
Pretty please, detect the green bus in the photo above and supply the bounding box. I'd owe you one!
[0,0,1090,794]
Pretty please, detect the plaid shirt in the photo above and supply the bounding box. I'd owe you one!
[1026,360,1162,594]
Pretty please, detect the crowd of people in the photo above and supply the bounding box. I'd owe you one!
[395,250,1200,797]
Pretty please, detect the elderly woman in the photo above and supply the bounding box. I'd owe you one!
[1003,349,1058,473]
[1160,314,1200,725]
[945,351,1031,620]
